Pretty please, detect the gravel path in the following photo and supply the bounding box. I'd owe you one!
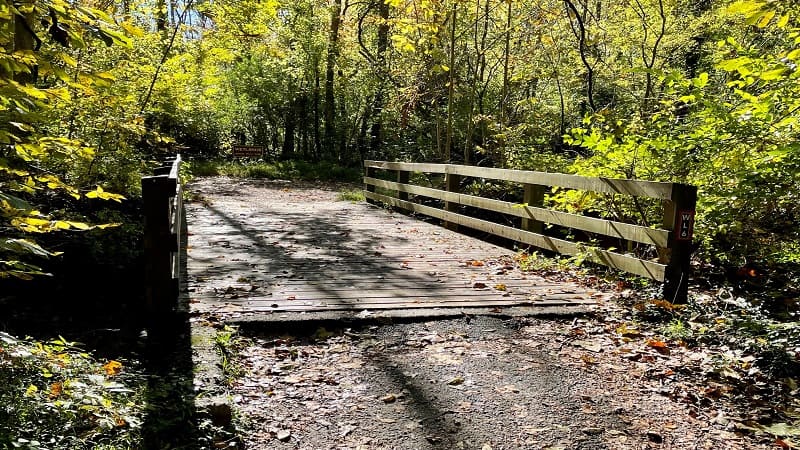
[229,315,772,450]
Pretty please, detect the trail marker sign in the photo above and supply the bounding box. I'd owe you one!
[232,145,264,158]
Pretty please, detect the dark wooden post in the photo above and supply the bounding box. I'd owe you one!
[663,183,697,304]
[521,183,544,234]
[397,169,409,201]
[142,177,177,318]
[443,169,461,230]
[365,165,376,204]
[142,155,183,335]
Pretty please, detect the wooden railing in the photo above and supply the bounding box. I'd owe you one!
[142,155,183,326]
[363,161,697,303]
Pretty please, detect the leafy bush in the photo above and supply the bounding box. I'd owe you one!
[0,333,144,449]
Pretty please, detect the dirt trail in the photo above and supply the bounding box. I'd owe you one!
[229,316,769,450]
[185,178,775,449]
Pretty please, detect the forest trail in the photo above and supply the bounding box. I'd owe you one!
[184,178,775,449]
[184,177,605,321]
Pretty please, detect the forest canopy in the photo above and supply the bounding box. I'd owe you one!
[0,0,798,284]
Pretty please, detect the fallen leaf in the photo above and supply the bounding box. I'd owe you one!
[762,423,800,437]
[469,260,485,267]
[473,282,487,289]
[380,393,397,403]
[103,360,123,376]
[287,295,296,300]
[494,284,507,291]
[523,426,552,434]
[49,382,63,399]
[448,376,465,385]
[646,339,670,355]
[574,340,603,353]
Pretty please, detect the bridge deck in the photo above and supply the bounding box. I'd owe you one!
[185,178,607,320]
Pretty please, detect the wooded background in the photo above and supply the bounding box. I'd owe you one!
[1,0,798,293]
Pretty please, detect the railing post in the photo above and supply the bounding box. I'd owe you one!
[663,183,697,304]
[521,183,545,234]
[143,177,177,318]
[397,169,409,201]
[443,169,461,231]
[365,165,376,205]
[142,155,183,335]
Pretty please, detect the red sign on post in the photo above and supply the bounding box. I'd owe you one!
[232,145,264,158]
[676,210,695,241]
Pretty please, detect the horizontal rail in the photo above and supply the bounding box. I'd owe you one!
[364,177,669,247]
[365,191,667,280]
[364,160,675,199]
[364,160,697,302]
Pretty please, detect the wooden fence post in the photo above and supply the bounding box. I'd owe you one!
[521,183,544,234]
[142,156,183,335]
[365,165,376,205]
[397,169,409,201]
[663,183,697,304]
[443,169,461,230]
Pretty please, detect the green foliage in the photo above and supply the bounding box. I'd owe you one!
[562,6,800,272]
[337,189,365,202]
[0,333,144,449]
[185,159,362,182]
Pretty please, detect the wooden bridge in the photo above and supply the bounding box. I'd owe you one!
[141,157,696,323]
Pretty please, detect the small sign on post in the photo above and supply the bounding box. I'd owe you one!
[676,210,695,241]
[232,145,264,158]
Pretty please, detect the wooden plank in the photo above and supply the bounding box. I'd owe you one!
[364,177,669,247]
[242,298,593,311]
[364,161,674,199]
[365,191,667,281]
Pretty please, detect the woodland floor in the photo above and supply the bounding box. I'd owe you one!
[184,178,791,450]
[227,313,779,450]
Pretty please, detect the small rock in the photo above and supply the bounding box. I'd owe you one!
[582,427,604,435]
[448,376,465,386]
[646,431,663,443]
[206,402,232,428]
[381,393,397,403]
[276,430,291,442]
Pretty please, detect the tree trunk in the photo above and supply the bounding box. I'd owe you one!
[282,99,296,160]
[314,65,322,159]
[324,0,345,158]
[445,2,457,163]
[369,0,390,157]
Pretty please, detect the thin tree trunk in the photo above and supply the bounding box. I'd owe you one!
[369,0,390,157]
[324,0,345,158]
[499,0,512,167]
[444,2,457,162]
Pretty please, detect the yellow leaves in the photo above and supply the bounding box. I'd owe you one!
[24,384,38,397]
[103,360,123,377]
[120,21,145,38]
[60,53,78,67]
[391,34,416,53]
[86,186,126,202]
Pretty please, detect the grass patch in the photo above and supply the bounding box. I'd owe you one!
[337,189,365,202]
[185,159,362,183]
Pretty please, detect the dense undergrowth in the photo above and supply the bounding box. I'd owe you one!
[0,334,144,449]
[185,159,363,183]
